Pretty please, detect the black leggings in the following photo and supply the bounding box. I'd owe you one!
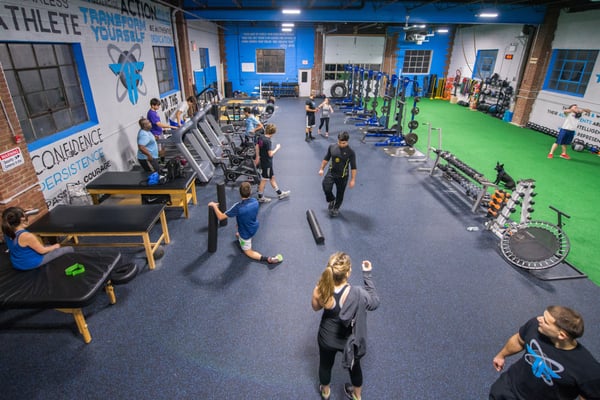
[139,158,160,172]
[319,117,330,132]
[319,345,363,387]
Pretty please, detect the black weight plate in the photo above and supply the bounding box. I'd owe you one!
[408,120,419,130]
[405,133,418,146]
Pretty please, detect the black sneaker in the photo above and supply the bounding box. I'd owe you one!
[344,383,356,399]
[330,208,339,217]
[328,200,335,211]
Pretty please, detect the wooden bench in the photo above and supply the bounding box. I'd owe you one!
[86,170,198,218]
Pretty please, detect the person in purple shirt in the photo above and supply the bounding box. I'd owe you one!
[147,98,171,161]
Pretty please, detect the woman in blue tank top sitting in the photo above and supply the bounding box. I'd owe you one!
[2,207,73,270]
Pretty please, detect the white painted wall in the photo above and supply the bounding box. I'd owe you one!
[528,10,600,146]
[447,24,528,103]
[322,35,385,97]
[0,0,221,208]
[187,19,222,95]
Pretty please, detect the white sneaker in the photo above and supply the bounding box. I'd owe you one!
[278,190,291,200]
[258,196,271,203]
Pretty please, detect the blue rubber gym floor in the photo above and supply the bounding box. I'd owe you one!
[1,97,599,399]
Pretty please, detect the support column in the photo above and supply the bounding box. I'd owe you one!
[313,30,325,95]
[174,10,194,98]
[511,8,561,127]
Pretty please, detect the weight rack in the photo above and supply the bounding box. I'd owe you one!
[430,149,497,212]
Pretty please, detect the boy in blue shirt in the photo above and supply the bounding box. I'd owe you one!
[209,182,282,264]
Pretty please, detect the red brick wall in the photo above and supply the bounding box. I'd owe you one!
[0,66,48,222]
[313,30,324,95]
[511,7,560,127]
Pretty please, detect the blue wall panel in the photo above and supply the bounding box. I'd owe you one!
[223,24,314,95]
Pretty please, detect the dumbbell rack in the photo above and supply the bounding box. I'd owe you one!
[485,179,536,238]
[430,149,497,212]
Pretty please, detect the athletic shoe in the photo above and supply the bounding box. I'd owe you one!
[547,153,553,159]
[344,383,358,399]
[305,137,310,142]
[328,200,335,211]
[310,135,316,140]
[319,384,331,400]
[330,208,339,217]
[278,190,291,200]
[258,196,271,203]
[267,254,283,264]
[560,153,571,160]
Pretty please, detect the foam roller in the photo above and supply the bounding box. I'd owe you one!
[217,182,227,227]
[208,206,218,253]
[306,209,325,245]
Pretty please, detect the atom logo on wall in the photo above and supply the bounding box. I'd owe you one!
[108,43,147,105]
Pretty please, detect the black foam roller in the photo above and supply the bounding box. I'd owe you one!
[217,182,227,227]
[306,209,325,245]
[208,205,218,253]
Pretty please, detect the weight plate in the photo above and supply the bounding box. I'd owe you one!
[408,120,419,130]
[411,107,420,115]
[405,133,418,146]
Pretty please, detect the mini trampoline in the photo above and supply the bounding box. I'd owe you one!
[500,220,570,270]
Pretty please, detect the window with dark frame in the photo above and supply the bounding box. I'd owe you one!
[402,50,432,75]
[256,49,285,73]
[153,46,176,94]
[323,63,381,81]
[199,48,209,69]
[0,42,90,143]
[473,49,498,81]
[544,49,598,96]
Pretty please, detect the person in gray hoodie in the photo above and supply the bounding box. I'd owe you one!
[311,252,380,400]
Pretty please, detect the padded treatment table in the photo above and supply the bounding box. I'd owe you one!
[0,248,121,343]
[28,204,170,270]
[86,170,198,218]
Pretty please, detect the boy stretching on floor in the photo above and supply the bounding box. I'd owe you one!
[209,182,283,264]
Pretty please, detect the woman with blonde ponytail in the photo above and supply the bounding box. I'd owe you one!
[312,252,380,400]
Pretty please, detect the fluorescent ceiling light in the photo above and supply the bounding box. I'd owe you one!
[282,9,301,14]
[479,12,499,18]
[282,23,295,27]
[282,28,293,32]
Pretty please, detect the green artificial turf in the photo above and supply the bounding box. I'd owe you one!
[378,98,600,285]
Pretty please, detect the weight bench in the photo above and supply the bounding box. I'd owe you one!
[0,248,122,343]
[28,204,170,270]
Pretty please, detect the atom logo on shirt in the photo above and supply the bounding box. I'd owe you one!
[525,340,564,386]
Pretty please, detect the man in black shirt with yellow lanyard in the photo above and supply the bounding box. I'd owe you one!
[318,131,357,217]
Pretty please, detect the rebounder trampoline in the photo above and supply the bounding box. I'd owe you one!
[500,220,570,270]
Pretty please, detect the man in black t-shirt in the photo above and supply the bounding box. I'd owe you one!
[490,305,600,400]
[318,131,357,217]
[305,94,317,142]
